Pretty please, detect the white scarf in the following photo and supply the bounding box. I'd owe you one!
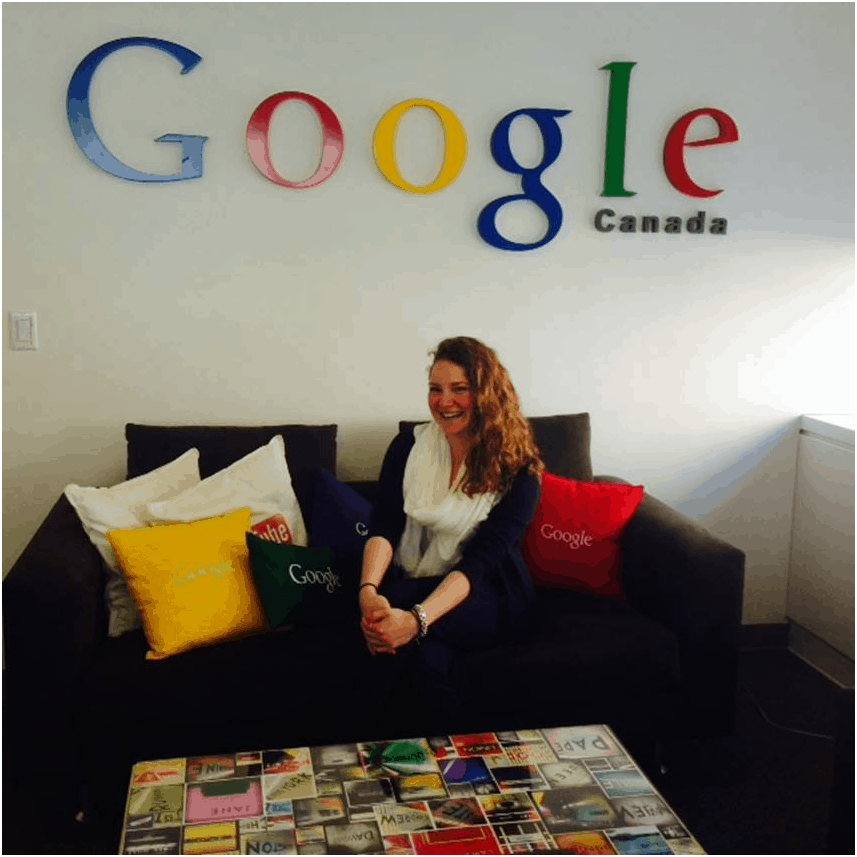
[395,421,499,578]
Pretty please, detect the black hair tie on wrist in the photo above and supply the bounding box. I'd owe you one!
[359,582,378,592]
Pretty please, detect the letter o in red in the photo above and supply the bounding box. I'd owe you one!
[246,92,344,188]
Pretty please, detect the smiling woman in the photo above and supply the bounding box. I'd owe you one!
[428,359,475,486]
[353,336,546,733]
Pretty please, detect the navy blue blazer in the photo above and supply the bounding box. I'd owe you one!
[368,427,542,633]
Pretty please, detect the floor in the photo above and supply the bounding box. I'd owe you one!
[2,646,851,855]
[658,647,848,855]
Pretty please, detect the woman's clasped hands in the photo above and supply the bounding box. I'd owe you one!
[359,587,418,656]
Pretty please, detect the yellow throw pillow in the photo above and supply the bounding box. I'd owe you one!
[108,508,267,660]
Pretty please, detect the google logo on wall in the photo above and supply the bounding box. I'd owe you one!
[67,37,739,251]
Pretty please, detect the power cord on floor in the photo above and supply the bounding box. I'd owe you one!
[739,682,835,741]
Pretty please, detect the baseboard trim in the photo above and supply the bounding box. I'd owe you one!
[788,622,855,689]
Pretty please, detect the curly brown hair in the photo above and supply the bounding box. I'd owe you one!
[429,336,545,496]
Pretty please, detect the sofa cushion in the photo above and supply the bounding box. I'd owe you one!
[147,435,307,547]
[456,590,680,720]
[522,474,645,597]
[77,620,370,759]
[529,414,593,481]
[107,508,267,660]
[398,413,592,481]
[309,469,373,578]
[125,423,337,528]
[247,534,353,628]
[64,448,202,638]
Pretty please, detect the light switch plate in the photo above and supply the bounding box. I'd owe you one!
[9,311,37,350]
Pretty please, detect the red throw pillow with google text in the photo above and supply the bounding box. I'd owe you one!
[523,473,644,597]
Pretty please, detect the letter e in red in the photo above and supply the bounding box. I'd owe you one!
[663,108,739,198]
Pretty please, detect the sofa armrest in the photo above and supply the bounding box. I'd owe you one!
[596,475,746,735]
[3,494,106,744]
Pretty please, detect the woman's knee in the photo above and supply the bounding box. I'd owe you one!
[431,589,501,649]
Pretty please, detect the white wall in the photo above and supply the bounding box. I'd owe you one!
[3,2,854,624]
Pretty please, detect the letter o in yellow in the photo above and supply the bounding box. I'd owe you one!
[373,99,467,194]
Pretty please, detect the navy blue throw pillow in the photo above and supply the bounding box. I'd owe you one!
[309,469,372,577]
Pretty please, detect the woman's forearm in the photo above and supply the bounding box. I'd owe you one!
[361,536,394,589]
[420,571,471,628]
[363,568,472,651]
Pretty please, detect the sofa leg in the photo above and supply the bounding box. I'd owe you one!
[75,782,91,824]
[654,740,668,778]
[634,738,668,782]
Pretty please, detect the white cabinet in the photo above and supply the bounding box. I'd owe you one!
[787,415,855,662]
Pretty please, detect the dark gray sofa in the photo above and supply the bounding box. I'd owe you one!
[2,413,745,843]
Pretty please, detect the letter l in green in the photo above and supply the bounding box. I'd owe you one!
[600,61,637,197]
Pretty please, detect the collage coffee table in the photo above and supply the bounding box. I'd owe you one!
[119,724,705,854]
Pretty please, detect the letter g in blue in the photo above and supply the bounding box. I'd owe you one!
[478,108,570,251]
[67,37,208,182]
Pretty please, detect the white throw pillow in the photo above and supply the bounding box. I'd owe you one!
[147,435,307,547]
[65,448,201,637]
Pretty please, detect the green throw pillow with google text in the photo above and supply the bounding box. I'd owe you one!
[246,533,354,628]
